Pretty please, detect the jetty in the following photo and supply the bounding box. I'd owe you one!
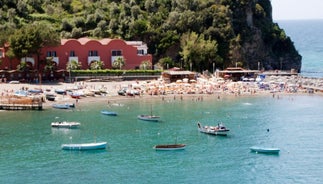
[0,96,43,110]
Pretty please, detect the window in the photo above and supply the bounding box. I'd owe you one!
[88,50,98,56]
[70,51,76,57]
[137,50,144,55]
[47,51,57,57]
[47,51,51,57]
[112,50,122,56]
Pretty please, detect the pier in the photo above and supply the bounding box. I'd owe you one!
[0,96,43,110]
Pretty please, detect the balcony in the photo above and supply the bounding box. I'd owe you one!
[88,56,100,65]
[46,57,59,65]
[69,57,79,62]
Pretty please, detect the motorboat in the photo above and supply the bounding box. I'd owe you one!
[137,114,160,122]
[52,103,75,109]
[249,146,280,154]
[101,110,117,116]
[45,94,56,101]
[197,122,229,136]
[51,121,80,128]
[153,144,186,151]
[55,89,66,95]
[61,142,107,151]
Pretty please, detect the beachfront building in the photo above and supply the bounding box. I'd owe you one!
[0,37,152,81]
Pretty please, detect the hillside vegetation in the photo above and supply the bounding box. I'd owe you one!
[0,0,301,72]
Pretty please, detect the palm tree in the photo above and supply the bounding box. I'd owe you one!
[89,60,104,70]
[112,57,125,69]
[66,60,81,82]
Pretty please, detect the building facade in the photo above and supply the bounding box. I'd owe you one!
[0,37,152,81]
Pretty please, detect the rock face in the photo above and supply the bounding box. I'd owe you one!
[231,0,302,72]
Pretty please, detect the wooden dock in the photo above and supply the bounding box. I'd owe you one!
[0,103,42,110]
[0,96,43,110]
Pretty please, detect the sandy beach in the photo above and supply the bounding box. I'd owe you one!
[0,74,322,109]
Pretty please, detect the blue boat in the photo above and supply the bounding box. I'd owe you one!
[101,110,117,116]
[54,89,66,95]
[250,146,280,154]
[61,142,107,151]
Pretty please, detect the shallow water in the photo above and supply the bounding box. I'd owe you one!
[1,95,323,183]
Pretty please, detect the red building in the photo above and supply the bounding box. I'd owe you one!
[0,37,152,81]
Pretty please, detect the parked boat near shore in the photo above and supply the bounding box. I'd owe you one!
[51,121,80,128]
[61,142,107,151]
[101,110,117,116]
[153,144,186,151]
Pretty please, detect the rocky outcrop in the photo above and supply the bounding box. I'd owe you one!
[232,0,302,72]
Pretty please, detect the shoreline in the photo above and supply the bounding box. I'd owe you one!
[1,75,322,110]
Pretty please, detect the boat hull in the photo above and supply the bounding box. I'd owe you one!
[51,122,80,129]
[62,142,107,151]
[197,122,229,136]
[250,146,280,154]
[137,115,160,122]
[101,110,117,116]
[198,128,229,136]
[154,144,186,151]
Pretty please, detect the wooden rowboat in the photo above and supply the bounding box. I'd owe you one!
[61,142,107,151]
[153,144,186,151]
[250,146,280,154]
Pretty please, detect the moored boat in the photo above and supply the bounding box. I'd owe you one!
[249,146,280,154]
[101,110,117,116]
[153,144,186,151]
[45,94,56,101]
[61,142,107,151]
[197,122,229,136]
[137,114,160,122]
[51,121,80,128]
[55,89,66,95]
[52,103,75,109]
[138,105,160,122]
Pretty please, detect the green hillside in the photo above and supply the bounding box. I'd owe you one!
[0,0,301,72]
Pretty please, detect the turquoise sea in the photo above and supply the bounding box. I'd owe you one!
[277,20,323,78]
[1,94,323,184]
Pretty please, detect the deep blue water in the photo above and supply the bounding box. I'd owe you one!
[1,95,323,183]
[277,20,323,78]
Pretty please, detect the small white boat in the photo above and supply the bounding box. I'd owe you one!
[250,146,280,154]
[51,121,80,128]
[138,105,160,122]
[101,110,117,116]
[137,115,160,122]
[61,142,107,151]
[52,103,75,109]
[153,144,186,151]
[197,122,229,136]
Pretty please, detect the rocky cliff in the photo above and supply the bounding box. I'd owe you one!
[229,0,302,71]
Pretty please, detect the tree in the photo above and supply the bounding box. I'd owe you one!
[9,22,60,82]
[158,57,175,69]
[66,60,81,70]
[44,57,57,72]
[90,60,104,70]
[228,34,243,68]
[139,60,152,70]
[66,60,81,83]
[112,57,125,69]
[180,32,219,72]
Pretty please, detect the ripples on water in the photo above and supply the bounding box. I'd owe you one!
[0,95,323,183]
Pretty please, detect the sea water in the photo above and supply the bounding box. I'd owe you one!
[1,94,323,183]
[277,19,323,78]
